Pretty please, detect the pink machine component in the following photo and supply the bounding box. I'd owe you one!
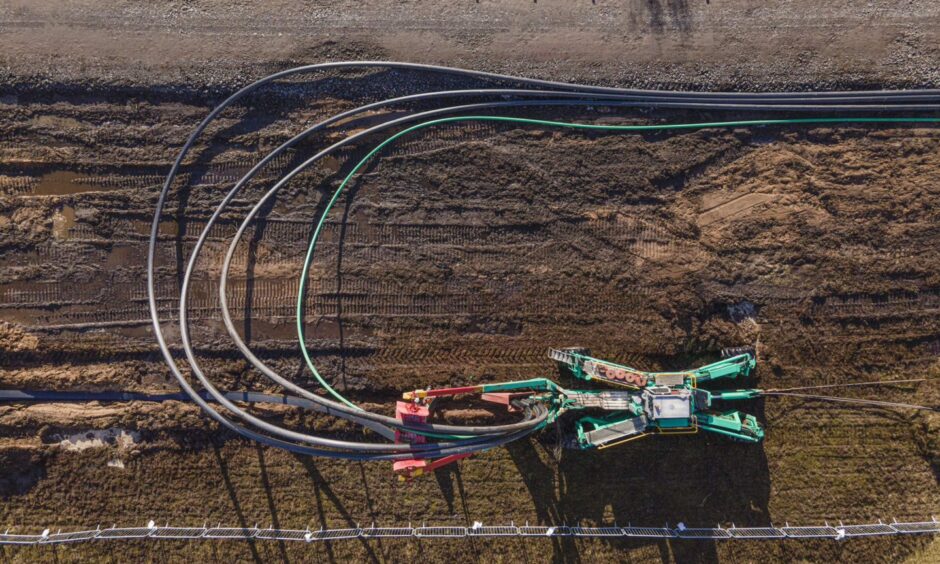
[392,400,473,480]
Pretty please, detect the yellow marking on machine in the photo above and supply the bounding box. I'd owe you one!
[598,432,652,450]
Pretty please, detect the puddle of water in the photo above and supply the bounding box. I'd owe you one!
[119,324,154,339]
[125,218,179,237]
[106,244,138,268]
[32,171,86,196]
[322,155,340,173]
[51,205,76,240]
[32,171,127,196]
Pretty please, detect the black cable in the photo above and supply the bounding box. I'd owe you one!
[149,61,940,459]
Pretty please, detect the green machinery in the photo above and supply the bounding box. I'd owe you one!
[547,348,764,448]
[400,348,765,452]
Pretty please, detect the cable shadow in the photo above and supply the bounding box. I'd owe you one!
[241,194,277,346]
[210,439,263,564]
[167,100,283,299]
[297,150,368,394]
[505,439,581,564]
[255,445,290,563]
[172,178,193,299]
[332,171,358,394]
[429,464,474,524]
[294,454,380,564]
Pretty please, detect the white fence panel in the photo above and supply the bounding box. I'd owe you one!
[1,519,936,545]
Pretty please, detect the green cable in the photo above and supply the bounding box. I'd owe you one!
[297,115,940,414]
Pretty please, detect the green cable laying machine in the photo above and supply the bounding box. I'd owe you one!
[394,348,764,478]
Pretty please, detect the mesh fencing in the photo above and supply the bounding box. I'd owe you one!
[1,519,937,545]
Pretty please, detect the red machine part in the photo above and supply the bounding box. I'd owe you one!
[391,386,529,480]
[392,400,473,480]
[585,360,649,388]
[393,453,472,481]
[480,392,530,412]
[394,401,430,444]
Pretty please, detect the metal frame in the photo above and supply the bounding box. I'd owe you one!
[1,519,937,545]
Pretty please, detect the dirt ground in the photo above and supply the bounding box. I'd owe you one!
[1,1,940,563]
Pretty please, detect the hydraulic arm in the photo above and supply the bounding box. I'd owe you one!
[548,347,755,387]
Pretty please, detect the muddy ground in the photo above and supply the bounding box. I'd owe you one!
[2,1,940,563]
